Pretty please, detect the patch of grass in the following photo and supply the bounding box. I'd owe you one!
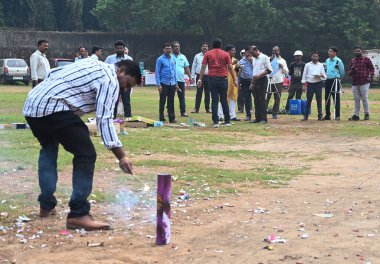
[200,149,278,159]
[90,189,116,203]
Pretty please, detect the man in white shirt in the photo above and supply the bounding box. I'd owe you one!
[301,51,326,121]
[90,46,102,60]
[105,40,134,118]
[191,42,210,113]
[250,46,272,124]
[30,40,50,88]
[266,46,288,119]
[75,46,88,61]
[124,47,133,61]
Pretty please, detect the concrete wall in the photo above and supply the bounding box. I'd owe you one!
[0,31,294,71]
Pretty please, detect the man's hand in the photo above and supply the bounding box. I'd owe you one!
[249,82,254,91]
[253,75,260,81]
[367,76,373,83]
[197,79,202,88]
[119,157,133,174]
[302,83,307,92]
[176,85,181,92]
[190,77,195,85]
[279,63,283,69]
[233,79,238,87]
[158,86,163,94]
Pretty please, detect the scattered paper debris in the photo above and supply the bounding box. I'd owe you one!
[314,213,334,218]
[265,234,287,244]
[87,242,104,247]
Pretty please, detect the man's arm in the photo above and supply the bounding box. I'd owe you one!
[197,65,207,88]
[338,60,345,78]
[30,54,38,83]
[185,66,194,84]
[155,58,162,93]
[280,59,289,75]
[227,64,238,86]
[96,80,133,174]
[191,55,197,77]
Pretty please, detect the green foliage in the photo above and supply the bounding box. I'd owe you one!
[0,0,379,51]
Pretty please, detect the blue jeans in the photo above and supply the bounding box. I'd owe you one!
[26,111,96,218]
[208,76,230,124]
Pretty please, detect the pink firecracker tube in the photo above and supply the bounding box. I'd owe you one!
[156,173,171,245]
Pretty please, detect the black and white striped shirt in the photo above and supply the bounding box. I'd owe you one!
[23,58,122,149]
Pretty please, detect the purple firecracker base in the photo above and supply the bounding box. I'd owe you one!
[156,173,171,245]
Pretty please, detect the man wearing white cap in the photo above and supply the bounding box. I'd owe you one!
[285,50,305,113]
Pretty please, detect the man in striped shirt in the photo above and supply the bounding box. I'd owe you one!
[23,59,141,231]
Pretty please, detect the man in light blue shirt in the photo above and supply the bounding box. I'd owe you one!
[105,40,134,119]
[238,46,254,121]
[155,43,178,123]
[171,41,194,117]
[324,46,345,120]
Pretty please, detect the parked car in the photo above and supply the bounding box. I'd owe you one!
[0,58,31,85]
[49,58,74,68]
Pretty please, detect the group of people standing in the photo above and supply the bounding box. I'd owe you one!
[156,39,376,125]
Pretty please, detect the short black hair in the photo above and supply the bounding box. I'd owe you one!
[329,46,338,53]
[212,38,222,48]
[252,46,258,51]
[163,42,171,48]
[37,40,48,46]
[92,46,102,54]
[114,40,125,48]
[78,46,86,51]
[311,51,319,56]
[115,60,142,85]
[202,41,209,46]
[245,45,252,52]
[225,45,235,52]
[171,41,180,47]
[354,46,363,51]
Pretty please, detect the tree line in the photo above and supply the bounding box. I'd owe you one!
[1,0,379,52]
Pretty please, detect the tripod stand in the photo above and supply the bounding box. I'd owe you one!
[265,77,284,117]
[325,78,342,121]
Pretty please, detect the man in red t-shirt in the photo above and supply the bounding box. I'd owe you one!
[197,38,237,127]
[347,46,375,121]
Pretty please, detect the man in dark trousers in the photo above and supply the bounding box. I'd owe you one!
[155,43,179,123]
[105,40,134,119]
[197,38,238,128]
[324,46,345,121]
[191,42,211,113]
[238,46,254,121]
[347,46,375,121]
[171,41,194,117]
[23,59,141,231]
[301,51,326,121]
[250,46,272,124]
[285,50,305,112]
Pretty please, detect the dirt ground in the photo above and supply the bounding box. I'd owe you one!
[0,131,379,264]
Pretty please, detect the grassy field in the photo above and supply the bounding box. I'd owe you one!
[0,83,379,209]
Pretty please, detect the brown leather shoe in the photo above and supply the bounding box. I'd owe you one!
[40,208,57,217]
[66,215,111,231]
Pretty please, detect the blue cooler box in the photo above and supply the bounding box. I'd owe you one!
[301,99,311,115]
[289,99,301,115]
